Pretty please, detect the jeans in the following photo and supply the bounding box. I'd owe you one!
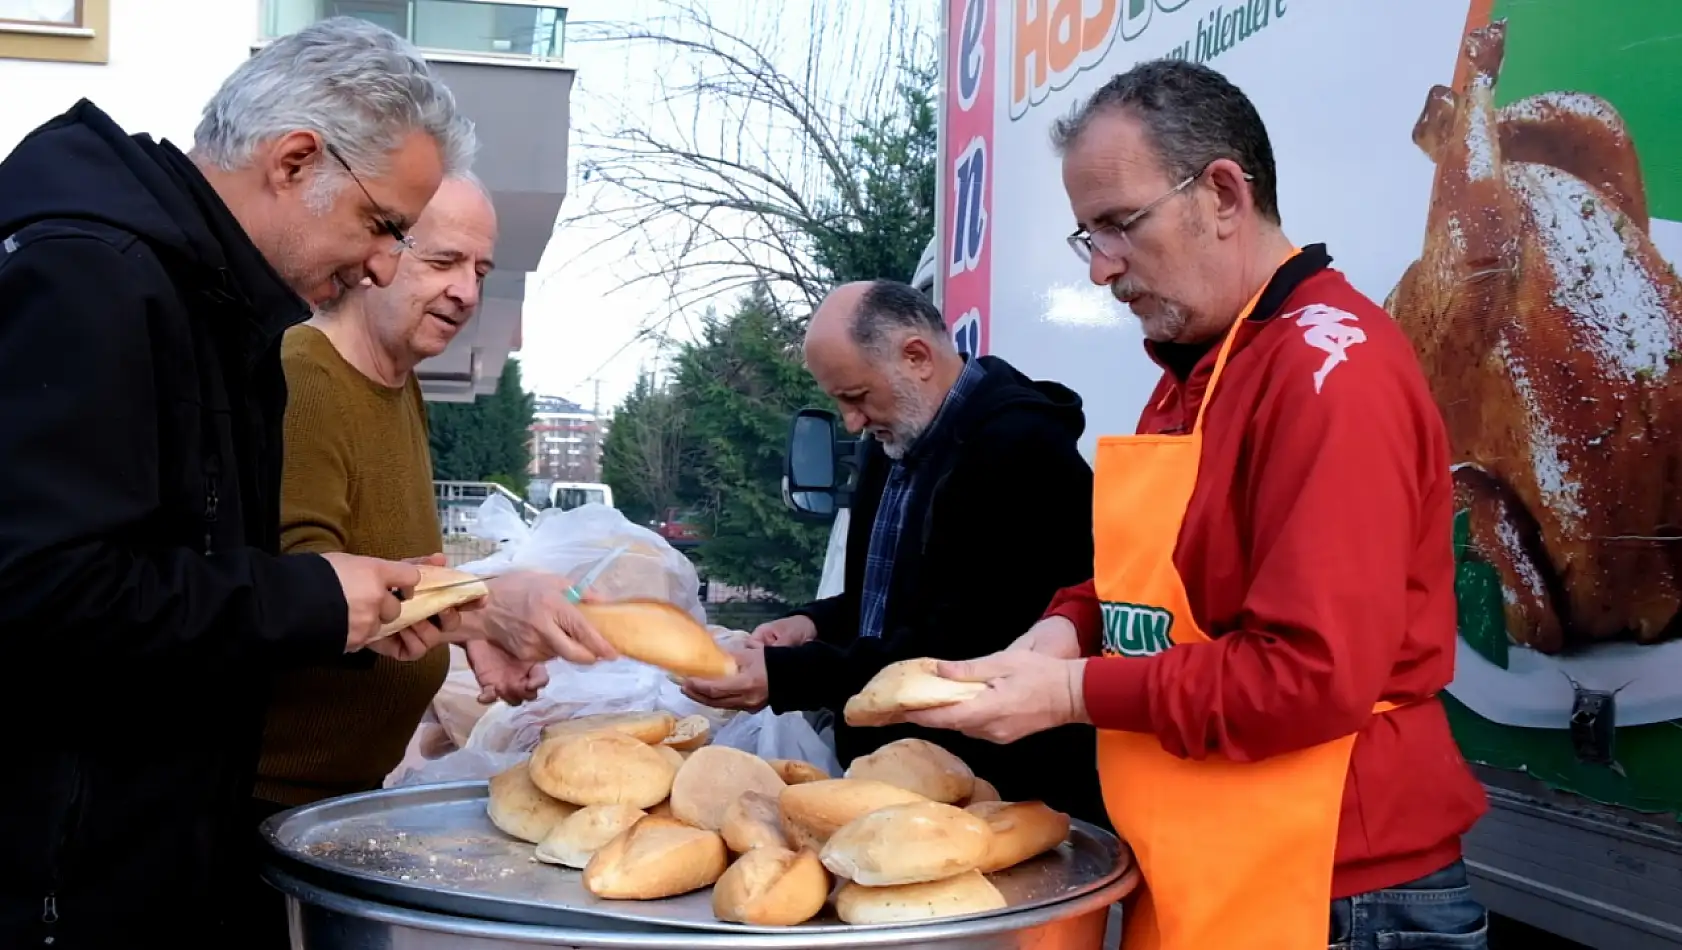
[1329,860,1489,949]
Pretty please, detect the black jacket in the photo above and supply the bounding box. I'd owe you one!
[0,101,350,947]
[764,355,1107,827]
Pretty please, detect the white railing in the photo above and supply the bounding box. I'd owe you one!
[435,480,542,535]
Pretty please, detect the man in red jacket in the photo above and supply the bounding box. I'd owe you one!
[905,60,1489,950]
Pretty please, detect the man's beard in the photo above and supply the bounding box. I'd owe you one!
[1112,278,1191,343]
[874,373,937,460]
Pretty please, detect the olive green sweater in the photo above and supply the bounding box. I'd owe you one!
[256,324,450,806]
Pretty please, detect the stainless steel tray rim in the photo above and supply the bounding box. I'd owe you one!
[266,863,1140,948]
[261,780,1134,937]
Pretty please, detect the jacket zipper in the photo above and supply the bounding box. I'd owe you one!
[203,454,221,556]
[43,756,83,944]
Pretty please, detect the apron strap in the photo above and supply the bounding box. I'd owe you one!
[1190,247,1304,435]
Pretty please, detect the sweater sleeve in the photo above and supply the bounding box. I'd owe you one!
[1082,328,1436,761]
[1043,579,1102,655]
[279,348,354,556]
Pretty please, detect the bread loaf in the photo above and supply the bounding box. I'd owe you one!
[582,816,729,900]
[379,566,489,639]
[961,777,1001,807]
[662,714,712,751]
[844,658,985,727]
[833,870,1007,925]
[845,738,975,803]
[539,710,676,746]
[965,801,1071,872]
[486,761,577,844]
[654,743,687,771]
[528,731,677,809]
[720,790,789,853]
[712,847,830,926]
[577,600,739,678]
[670,746,788,831]
[778,779,929,852]
[534,804,646,868]
[819,801,992,886]
[768,759,829,785]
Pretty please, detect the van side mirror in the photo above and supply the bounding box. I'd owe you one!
[783,408,855,521]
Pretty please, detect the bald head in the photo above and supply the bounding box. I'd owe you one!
[804,280,963,459]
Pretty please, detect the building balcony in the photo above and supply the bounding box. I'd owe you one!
[257,0,575,403]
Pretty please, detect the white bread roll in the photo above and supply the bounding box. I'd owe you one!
[528,731,677,809]
[843,658,985,727]
[720,790,789,854]
[582,816,729,900]
[960,777,1002,807]
[486,761,577,844]
[662,714,712,751]
[712,847,830,926]
[965,800,1071,872]
[654,744,686,771]
[768,759,829,785]
[577,600,739,678]
[670,746,788,831]
[534,804,647,868]
[819,801,992,886]
[844,738,975,803]
[539,711,676,746]
[834,870,1007,925]
[778,779,929,852]
[379,566,489,639]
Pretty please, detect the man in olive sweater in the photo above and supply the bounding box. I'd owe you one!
[243,174,617,945]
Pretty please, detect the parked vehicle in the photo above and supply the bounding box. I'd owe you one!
[787,3,1682,946]
[549,481,614,512]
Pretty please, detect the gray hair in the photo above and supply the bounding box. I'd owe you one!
[850,280,954,358]
[1051,59,1280,224]
[193,16,477,182]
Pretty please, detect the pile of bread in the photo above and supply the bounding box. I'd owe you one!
[485,710,1071,927]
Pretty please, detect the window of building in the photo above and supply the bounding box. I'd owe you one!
[0,0,106,64]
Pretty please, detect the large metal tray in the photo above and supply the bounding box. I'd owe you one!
[260,781,1131,935]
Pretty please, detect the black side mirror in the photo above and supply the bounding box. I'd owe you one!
[783,408,856,521]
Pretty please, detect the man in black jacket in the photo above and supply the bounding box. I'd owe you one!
[685,280,1105,825]
[0,18,480,947]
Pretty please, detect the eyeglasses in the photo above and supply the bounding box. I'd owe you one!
[1067,166,1254,263]
[324,142,416,255]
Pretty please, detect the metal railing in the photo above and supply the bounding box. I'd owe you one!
[435,480,542,535]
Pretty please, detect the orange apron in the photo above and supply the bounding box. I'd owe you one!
[1094,266,1401,950]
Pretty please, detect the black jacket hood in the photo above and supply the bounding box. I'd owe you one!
[950,354,1087,442]
[0,99,306,335]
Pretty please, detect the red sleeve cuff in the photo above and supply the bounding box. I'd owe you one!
[1082,655,1155,733]
[1042,579,1102,655]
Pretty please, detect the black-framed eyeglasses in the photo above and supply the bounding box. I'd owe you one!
[1067,165,1254,263]
[324,142,416,255]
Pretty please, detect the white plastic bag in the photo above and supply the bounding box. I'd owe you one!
[458,497,707,624]
[711,708,841,779]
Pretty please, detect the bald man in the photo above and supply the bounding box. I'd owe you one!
[684,279,1106,825]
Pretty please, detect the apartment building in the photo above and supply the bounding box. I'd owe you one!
[0,0,573,404]
[528,394,602,483]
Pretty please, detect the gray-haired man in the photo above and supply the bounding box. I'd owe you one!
[0,17,476,946]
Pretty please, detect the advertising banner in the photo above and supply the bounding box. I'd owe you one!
[954,0,1682,815]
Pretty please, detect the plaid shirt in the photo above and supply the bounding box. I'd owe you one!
[857,357,985,640]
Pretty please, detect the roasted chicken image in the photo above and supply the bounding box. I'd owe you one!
[1387,19,1682,653]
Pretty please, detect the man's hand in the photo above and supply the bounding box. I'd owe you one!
[744,615,817,648]
[464,639,549,705]
[904,650,1089,744]
[323,552,421,652]
[682,644,769,711]
[471,571,618,666]
[1010,616,1083,659]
